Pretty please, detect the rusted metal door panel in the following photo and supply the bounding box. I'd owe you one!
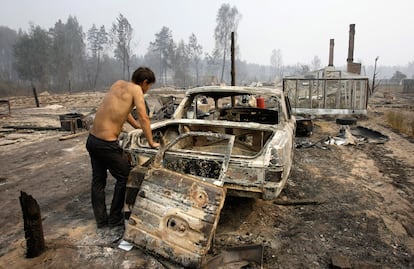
[124,168,226,268]
[124,132,234,268]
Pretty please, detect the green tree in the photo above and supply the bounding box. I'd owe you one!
[50,19,72,90]
[187,33,203,86]
[0,26,18,81]
[214,4,241,83]
[204,49,221,85]
[290,63,310,76]
[50,16,85,92]
[310,55,321,71]
[407,61,414,79]
[13,25,52,87]
[173,40,191,88]
[65,16,86,90]
[390,70,407,83]
[87,24,108,89]
[270,49,283,81]
[149,26,175,86]
[111,14,133,80]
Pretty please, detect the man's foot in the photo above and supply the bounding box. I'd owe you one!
[96,226,123,243]
[108,219,124,228]
[97,221,108,229]
[107,225,125,243]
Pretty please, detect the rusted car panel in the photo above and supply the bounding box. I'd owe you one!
[123,86,295,200]
[124,132,234,268]
[124,168,226,267]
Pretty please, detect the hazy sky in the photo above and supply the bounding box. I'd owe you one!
[2,0,413,67]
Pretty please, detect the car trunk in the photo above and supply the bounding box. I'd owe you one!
[148,122,274,157]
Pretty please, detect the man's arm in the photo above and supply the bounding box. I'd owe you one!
[131,86,159,148]
[127,113,141,129]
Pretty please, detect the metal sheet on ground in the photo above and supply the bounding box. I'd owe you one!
[124,167,226,268]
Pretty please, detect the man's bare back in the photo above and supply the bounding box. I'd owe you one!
[90,80,157,147]
[91,80,136,141]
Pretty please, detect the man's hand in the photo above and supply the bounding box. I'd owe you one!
[150,142,160,149]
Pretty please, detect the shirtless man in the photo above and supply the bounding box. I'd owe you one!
[86,67,159,229]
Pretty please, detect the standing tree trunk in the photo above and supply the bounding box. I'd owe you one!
[19,191,45,258]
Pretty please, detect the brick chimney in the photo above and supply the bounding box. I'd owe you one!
[328,39,334,67]
[347,24,355,65]
[346,24,361,74]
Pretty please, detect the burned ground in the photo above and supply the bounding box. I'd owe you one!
[216,121,414,269]
[0,88,413,268]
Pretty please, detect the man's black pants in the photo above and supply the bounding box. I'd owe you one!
[86,134,130,228]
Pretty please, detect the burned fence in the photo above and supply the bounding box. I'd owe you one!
[283,74,369,115]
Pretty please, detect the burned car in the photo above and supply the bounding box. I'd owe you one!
[122,86,295,267]
[122,86,296,200]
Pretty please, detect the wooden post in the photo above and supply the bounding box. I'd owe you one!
[31,84,40,108]
[19,191,45,258]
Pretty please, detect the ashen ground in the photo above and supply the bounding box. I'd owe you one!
[0,88,413,268]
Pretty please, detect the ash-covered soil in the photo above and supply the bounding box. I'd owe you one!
[0,88,413,269]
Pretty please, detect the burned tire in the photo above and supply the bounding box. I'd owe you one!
[336,117,357,125]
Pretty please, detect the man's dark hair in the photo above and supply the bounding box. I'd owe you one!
[131,67,156,84]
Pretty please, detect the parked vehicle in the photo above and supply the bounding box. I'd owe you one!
[122,85,296,200]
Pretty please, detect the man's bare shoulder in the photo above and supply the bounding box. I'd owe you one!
[110,80,129,91]
[110,80,141,94]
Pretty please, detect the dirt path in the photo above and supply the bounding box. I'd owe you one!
[0,91,413,268]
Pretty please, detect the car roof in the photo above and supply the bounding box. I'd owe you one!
[185,86,283,97]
